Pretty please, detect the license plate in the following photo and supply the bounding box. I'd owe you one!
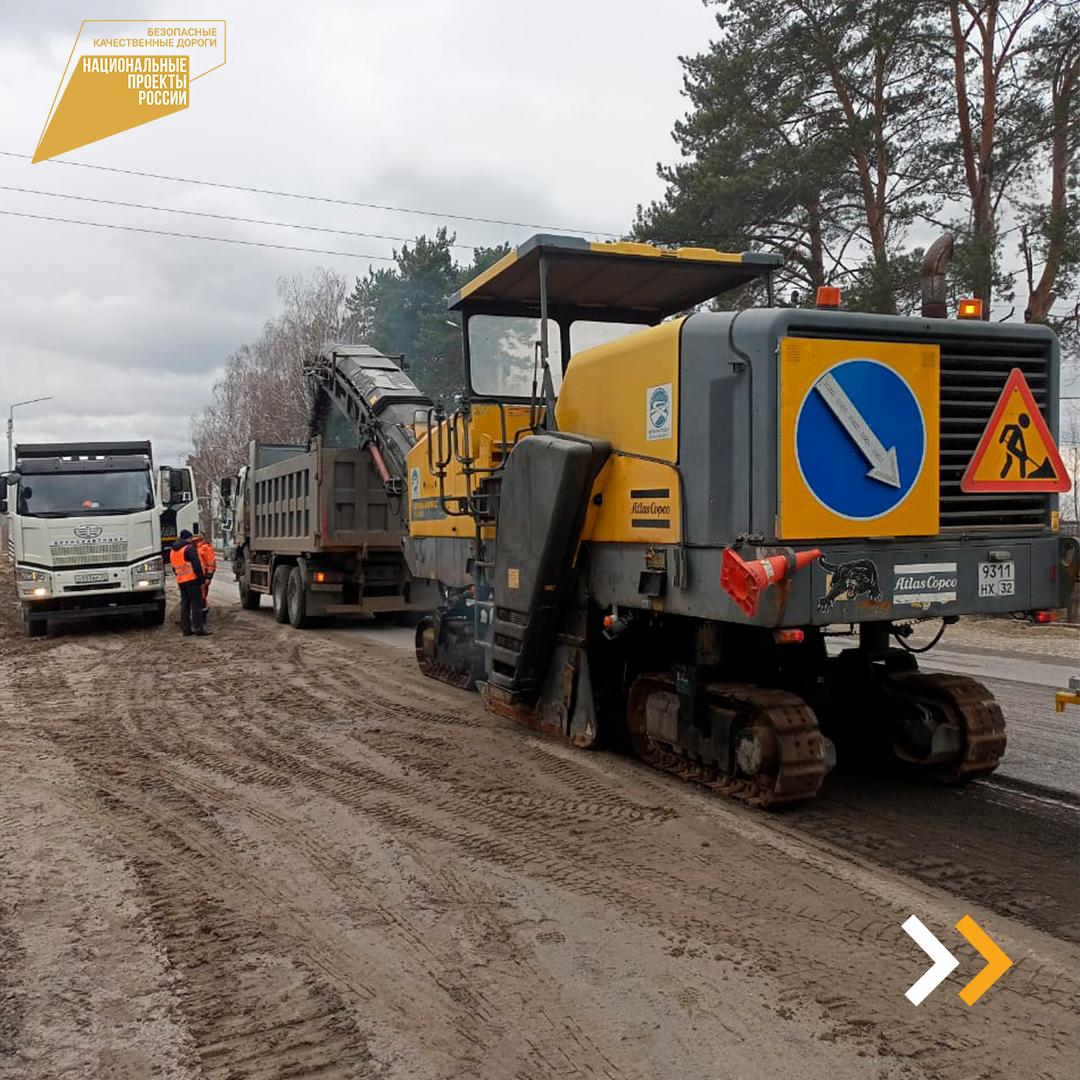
[74,572,109,584]
[978,561,1015,598]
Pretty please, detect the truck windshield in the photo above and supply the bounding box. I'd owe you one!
[18,470,155,516]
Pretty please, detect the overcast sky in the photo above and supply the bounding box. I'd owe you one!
[1,1,1076,466]
[0,0,721,463]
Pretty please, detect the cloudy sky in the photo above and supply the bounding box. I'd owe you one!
[0,0,722,463]
[2,1,1076,468]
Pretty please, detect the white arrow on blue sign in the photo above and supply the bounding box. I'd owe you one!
[795,359,926,520]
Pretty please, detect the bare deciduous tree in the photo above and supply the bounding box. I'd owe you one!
[189,268,346,498]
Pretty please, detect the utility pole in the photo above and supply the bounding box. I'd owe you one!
[6,397,53,470]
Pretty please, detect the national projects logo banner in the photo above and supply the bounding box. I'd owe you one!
[33,20,226,163]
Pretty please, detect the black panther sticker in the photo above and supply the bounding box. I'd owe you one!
[817,555,882,613]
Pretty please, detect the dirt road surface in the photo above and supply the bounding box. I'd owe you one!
[1,580,1077,1079]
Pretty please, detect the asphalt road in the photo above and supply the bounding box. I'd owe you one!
[821,637,1079,796]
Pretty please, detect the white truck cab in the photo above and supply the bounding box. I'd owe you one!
[158,463,200,551]
[2,441,166,636]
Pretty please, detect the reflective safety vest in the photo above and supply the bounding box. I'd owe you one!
[170,545,197,584]
[195,537,217,575]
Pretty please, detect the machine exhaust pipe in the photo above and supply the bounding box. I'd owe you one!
[920,232,954,319]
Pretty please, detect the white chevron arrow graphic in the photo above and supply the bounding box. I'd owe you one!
[902,915,959,1005]
[815,371,901,487]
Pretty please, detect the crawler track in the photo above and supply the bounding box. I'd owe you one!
[414,615,475,690]
[628,676,829,807]
[885,670,1007,781]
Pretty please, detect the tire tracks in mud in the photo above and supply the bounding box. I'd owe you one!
[126,623,1080,1070]
[6,625,384,1079]
[5,596,1080,1079]
[19,613,636,1079]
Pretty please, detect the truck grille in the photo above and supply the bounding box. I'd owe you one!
[49,539,128,566]
[939,337,1050,530]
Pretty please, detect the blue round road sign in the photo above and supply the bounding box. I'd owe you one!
[795,359,925,520]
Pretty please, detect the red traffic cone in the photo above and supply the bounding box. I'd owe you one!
[721,547,822,617]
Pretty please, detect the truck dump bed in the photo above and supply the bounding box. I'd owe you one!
[248,438,400,555]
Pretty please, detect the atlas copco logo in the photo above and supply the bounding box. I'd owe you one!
[73,523,104,539]
[895,573,957,591]
[894,574,954,591]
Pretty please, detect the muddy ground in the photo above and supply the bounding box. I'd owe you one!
[0,578,1077,1079]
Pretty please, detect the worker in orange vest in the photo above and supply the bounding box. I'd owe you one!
[170,529,210,636]
[193,528,217,615]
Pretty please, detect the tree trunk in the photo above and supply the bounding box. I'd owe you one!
[806,196,826,290]
[949,0,998,316]
[1028,34,1079,322]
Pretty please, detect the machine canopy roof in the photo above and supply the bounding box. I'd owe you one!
[449,234,782,319]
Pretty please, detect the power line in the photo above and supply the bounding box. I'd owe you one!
[0,208,398,260]
[0,183,478,249]
[0,150,621,238]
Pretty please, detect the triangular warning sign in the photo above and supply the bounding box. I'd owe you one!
[961,367,1070,493]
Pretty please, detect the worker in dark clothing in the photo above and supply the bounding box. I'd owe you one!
[170,529,211,636]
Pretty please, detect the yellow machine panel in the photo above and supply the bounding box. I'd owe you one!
[555,319,684,464]
[580,454,682,544]
[778,336,940,540]
[407,403,535,538]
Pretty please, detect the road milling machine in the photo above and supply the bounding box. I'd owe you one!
[303,237,1074,807]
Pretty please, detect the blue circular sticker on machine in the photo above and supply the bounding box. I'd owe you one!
[795,359,925,520]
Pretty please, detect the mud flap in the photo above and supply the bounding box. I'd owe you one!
[485,635,601,748]
[489,433,610,698]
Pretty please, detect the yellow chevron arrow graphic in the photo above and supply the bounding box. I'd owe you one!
[956,915,1012,1005]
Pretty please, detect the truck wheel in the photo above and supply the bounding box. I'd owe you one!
[287,566,312,629]
[238,558,261,610]
[143,600,166,628]
[272,565,291,623]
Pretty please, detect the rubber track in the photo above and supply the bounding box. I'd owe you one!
[630,677,828,808]
[884,670,1007,781]
[415,616,475,690]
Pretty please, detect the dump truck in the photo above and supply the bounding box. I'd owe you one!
[225,345,438,626]
[1,440,166,636]
[400,234,1077,806]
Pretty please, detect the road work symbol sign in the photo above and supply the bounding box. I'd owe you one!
[960,367,1069,493]
[779,338,940,539]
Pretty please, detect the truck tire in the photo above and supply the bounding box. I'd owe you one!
[272,565,291,624]
[142,600,166,628]
[287,566,312,629]
[238,555,261,610]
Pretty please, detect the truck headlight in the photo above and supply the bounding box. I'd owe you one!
[15,567,51,596]
[131,555,163,588]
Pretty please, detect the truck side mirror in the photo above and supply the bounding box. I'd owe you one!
[160,466,184,504]
[219,476,233,503]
